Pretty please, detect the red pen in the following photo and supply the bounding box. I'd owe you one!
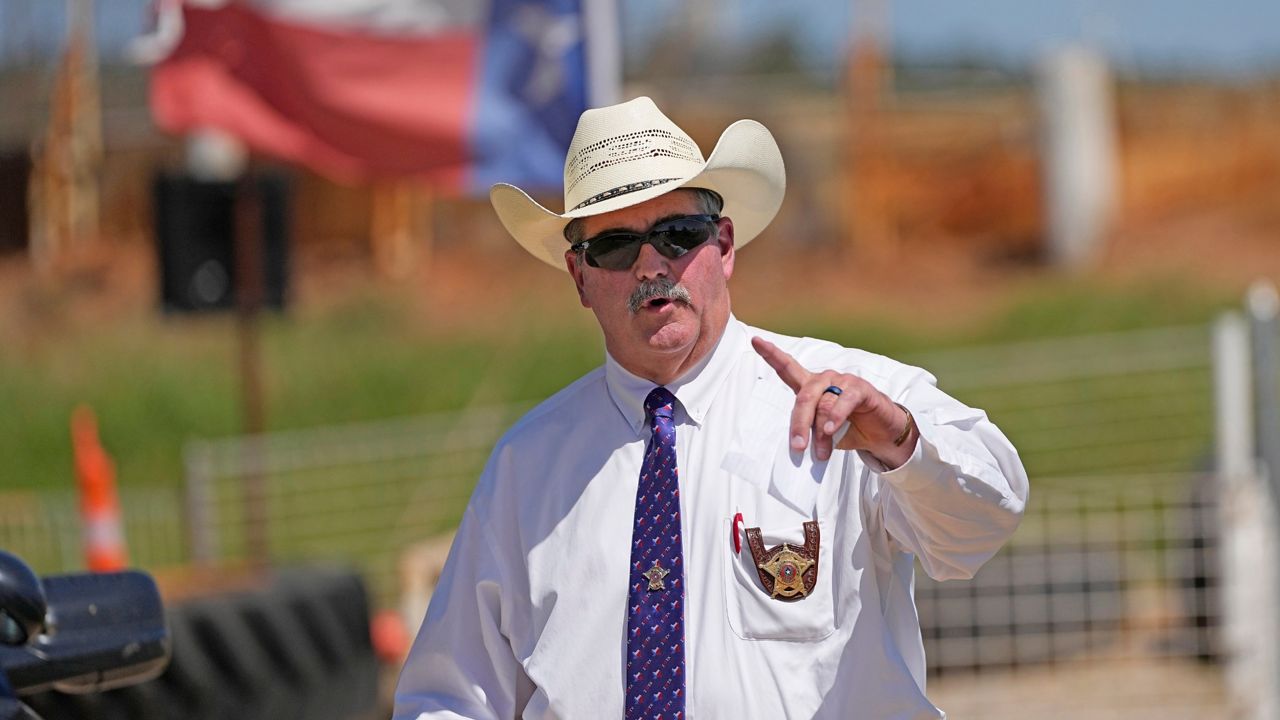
[732,512,744,554]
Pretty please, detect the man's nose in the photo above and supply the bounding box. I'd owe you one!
[633,241,669,280]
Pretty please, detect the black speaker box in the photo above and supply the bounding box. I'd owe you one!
[154,172,290,313]
[0,149,31,254]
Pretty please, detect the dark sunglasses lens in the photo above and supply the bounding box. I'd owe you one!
[655,217,716,248]
[652,218,715,252]
[586,233,644,270]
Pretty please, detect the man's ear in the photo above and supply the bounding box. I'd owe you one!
[565,250,590,308]
[717,217,736,281]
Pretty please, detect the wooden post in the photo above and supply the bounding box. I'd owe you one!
[420,186,435,275]
[235,176,269,567]
[371,181,418,278]
[845,0,895,259]
[29,0,102,274]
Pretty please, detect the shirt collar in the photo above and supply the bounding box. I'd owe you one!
[605,315,748,435]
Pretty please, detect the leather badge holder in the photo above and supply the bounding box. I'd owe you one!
[744,521,820,601]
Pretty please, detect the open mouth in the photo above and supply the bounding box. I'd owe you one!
[646,297,673,309]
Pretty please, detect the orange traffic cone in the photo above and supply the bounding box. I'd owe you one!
[72,405,128,572]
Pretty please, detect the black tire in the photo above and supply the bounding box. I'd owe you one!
[271,567,378,719]
[180,596,299,720]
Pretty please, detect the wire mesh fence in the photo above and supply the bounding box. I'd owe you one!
[0,484,190,574]
[920,471,1226,718]
[918,324,1215,478]
[181,404,531,604]
[905,325,1229,717]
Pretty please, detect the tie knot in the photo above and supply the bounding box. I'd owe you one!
[644,387,677,421]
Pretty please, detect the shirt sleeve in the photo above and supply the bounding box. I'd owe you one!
[858,366,1030,582]
[393,501,531,720]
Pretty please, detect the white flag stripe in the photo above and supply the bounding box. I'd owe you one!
[185,0,481,34]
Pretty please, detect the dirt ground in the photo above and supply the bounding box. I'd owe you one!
[930,655,1230,719]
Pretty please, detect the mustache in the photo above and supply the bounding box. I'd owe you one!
[627,278,692,314]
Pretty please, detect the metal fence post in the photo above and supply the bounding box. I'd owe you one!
[1214,311,1272,719]
[183,441,218,566]
[1247,281,1280,720]
[1250,281,1280,509]
[1217,313,1256,485]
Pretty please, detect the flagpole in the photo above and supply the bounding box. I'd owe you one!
[582,0,622,106]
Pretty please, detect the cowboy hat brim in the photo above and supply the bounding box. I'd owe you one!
[490,119,786,270]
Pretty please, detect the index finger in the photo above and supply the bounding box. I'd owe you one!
[751,336,811,392]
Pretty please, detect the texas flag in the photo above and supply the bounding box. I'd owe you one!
[144,0,619,192]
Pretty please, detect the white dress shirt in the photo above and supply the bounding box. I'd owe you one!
[394,316,1029,720]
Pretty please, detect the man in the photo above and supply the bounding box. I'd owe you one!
[395,97,1028,719]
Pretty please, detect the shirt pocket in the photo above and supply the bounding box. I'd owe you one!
[722,517,836,641]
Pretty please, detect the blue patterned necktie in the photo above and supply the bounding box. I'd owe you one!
[625,387,687,719]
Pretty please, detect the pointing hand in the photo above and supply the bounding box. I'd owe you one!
[752,337,916,468]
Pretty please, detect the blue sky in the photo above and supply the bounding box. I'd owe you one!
[3,0,1279,76]
[626,0,1280,76]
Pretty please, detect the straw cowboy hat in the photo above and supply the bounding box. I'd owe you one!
[490,96,786,270]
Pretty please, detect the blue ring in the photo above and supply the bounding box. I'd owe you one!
[823,385,843,397]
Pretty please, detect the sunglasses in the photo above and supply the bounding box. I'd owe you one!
[569,214,721,271]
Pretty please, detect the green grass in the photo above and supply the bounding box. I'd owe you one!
[760,275,1234,358]
[0,274,1238,493]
